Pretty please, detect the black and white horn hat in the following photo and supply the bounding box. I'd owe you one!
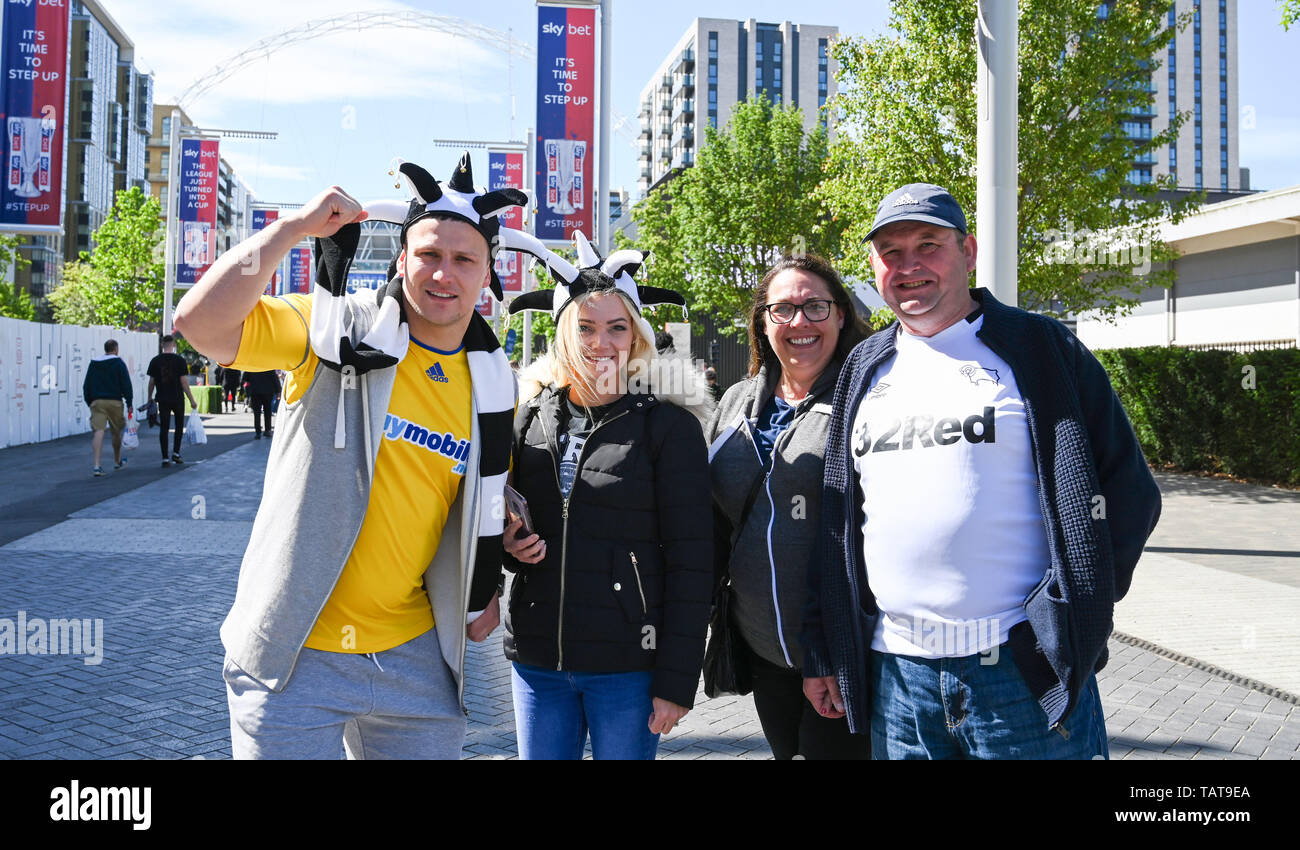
[395,152,530,301]
[308,152,564,379]
[507,232,685,340]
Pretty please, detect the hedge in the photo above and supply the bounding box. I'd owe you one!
[1095,346,1300,486]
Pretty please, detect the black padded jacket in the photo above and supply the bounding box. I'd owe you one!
[502,385,713,708]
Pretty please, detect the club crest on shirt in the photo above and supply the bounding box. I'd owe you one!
[959,365,1000,386]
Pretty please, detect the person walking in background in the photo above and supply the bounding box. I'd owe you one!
[707,255,871,759]
[244,369,281,439]
[502,234,714,760]
[82,338,134,477]
[147,334,198,468]
[220,365,243,413]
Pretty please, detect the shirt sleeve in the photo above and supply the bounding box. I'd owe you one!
[227,294,315,373]
[226,294,320,404]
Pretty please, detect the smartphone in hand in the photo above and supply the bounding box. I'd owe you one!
[504,484,534,535]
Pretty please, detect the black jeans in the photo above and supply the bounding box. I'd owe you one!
[250,393,274,435]
[745,637,872,760]
[157,398,186,458]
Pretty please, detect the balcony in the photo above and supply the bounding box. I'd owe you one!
[672,48,695,75]
[659,100,671,116]
[638,143,651,161]
[660,74,671,92]
[672,99,695,123]
[678,73,695,95]
[675,150,695,169]
[658,124,670,138]
[672,124,695,148]
[640,163,652,180]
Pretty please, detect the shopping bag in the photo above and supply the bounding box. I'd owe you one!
[186,410,207,445]
[121,410,139,451]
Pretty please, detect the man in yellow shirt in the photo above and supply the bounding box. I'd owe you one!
[175,155,541,758]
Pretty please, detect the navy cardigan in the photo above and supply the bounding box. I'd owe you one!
[801,288,1161,732]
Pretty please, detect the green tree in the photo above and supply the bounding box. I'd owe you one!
[77,186,166,331]
[1282,0,1300,29]
[45,260,102,325]
[819,0,1199,319]
[0,234,34,319]
[627,95,841,334]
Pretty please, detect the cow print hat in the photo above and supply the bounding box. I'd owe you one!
[507,231,686,342]
[309,152,552,378]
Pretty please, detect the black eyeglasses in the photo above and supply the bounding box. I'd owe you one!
[762,299,834,324]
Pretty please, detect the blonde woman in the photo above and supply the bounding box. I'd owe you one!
[502,235,713,760]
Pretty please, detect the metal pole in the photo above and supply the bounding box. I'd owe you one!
[523,125,535,367]
[597,0,612,253]
[975,0,1018,308]
[162,109,181,336]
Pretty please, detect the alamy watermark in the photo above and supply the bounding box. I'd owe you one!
[0,610,103,665]
[890,615,1002,664]
[1041,227,1152,275]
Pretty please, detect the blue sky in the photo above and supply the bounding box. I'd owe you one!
[104,0,1299,209]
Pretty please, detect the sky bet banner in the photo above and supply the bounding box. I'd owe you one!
[535,3,595,244]
[0,0,71,233]
[488,149,525,291]
[177,138,219,286]
[251,208,281,294]
[288,246,312,294]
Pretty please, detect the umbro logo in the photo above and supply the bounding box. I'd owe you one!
[425,363,449,384]
[892,192,920,207]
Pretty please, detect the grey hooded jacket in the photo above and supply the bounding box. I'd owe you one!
[706,360,843,669]
[219,294,505,704]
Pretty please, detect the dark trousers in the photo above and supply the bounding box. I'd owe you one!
[746,639,872,760]
[251,393,274,435]
[157,398,186,458]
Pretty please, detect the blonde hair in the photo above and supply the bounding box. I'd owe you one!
[547,289,656,403]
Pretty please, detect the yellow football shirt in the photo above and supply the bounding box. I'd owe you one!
[228,294,472,653]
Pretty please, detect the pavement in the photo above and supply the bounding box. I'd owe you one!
[0,412,1297,760]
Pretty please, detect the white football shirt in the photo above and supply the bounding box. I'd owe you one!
[851,314,1050,657]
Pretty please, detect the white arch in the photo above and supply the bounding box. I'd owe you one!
[174,10,535,109]
[173,10,638,146]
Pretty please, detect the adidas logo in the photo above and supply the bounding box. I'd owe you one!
[425,363,449,384]
[892,192,921,207]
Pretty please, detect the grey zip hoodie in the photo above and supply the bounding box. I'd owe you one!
[219,294,495,704]
[706,360,843,670]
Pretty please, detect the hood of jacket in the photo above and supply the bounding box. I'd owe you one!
[516,350,716,427]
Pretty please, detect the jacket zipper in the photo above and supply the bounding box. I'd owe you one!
[742,393,820,669]
[537,397,631,670]
[628,551,647,616]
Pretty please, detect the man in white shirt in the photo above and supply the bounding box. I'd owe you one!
[802,184,1161,759]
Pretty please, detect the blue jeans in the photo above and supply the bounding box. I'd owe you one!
[511,662,659,760]
[871,647,1109,760]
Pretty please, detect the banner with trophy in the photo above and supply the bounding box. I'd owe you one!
[488,148,526,292]
[535,3,596,245]
[0,0,71,233]
[177,138,220,286]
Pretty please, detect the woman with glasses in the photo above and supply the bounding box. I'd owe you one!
[706,254,871,759]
